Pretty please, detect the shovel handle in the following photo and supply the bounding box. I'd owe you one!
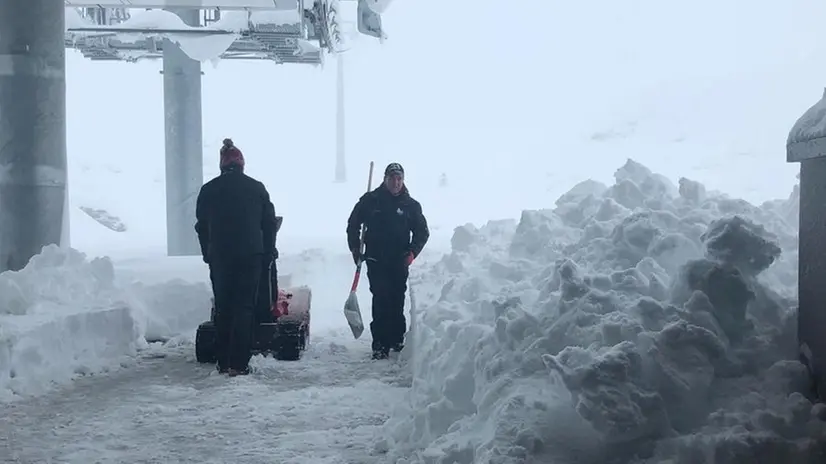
[351,161,374,293]
[347,161,374,294]
[356,162,374,256]
[350,263,362,292]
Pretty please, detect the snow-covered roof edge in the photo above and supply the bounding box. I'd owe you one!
[364,0,394,14]
[787,87,826,163]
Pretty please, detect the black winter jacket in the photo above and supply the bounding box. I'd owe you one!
[346,185,429,262]
[195,169,276,262]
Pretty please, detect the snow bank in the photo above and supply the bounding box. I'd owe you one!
[379,159,822,463]
[123,279,211,342]
[0,246,220,400]
[0,245,123,317]
[0,245,141,400]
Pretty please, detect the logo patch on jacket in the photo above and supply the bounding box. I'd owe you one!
[396,208,403,215]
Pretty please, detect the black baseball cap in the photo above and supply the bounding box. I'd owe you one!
[384,162,404,176]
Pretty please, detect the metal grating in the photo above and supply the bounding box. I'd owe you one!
[65,2,343,65]
[64,0,283,10]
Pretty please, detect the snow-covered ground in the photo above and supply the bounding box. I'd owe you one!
[1,342,409,463]
[2,0,826,462]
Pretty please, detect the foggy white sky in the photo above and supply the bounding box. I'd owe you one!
[66,0,826,252]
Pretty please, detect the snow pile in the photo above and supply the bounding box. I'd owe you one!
[0,245,123,317]
[111,248,361,343]
[0,245,141,400]
[123,278,212,343]
[0,246,226,400]
[379,160,820,463]
[101,256,214,343]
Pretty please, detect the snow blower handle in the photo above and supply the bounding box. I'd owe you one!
[350,161,375,292]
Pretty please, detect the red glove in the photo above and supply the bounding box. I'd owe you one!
[405,252,415,266]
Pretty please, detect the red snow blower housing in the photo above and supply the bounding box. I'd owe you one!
[195,215,311,362]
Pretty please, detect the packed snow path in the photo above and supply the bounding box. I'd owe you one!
[0,335,409,464]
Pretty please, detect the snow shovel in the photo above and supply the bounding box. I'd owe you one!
[343,161,375,339]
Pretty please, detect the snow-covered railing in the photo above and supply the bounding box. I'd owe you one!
[64,0,288,10]
[64,6,336,64]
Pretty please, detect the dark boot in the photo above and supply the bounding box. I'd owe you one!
[371,347,389,360]
[228,367,250,377]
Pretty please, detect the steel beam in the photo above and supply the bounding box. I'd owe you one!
[163,8,203,256]
[335,53,346,182]
[64,0,285,10]
[0,1,68,272]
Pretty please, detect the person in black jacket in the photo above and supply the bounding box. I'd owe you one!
[195,138,276,376]
[347,162,430,359]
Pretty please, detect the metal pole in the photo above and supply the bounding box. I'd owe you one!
[335,52,346,183]
[0,1,68,272]
[162,9,203,256]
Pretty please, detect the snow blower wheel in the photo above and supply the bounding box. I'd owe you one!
[195,320,217,363]
[194,280,312,363]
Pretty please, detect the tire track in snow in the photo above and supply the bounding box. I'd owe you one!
[0,334,410,464]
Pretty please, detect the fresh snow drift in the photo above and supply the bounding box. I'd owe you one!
[0,246,217,401]
[0,246,141,400]
[378,160,824,463]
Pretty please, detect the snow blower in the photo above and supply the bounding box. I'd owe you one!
[195,215,312,362]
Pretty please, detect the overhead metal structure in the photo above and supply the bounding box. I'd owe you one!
[63,1,346,64]
[56,0,388,256]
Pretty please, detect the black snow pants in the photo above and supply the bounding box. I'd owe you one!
[209,255,263,371]
[366,258,409,353]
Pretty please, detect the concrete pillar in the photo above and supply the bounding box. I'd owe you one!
[335,53,346,182]
[163,9,203,256]
[797,157,826,399]
[0,1,67,272]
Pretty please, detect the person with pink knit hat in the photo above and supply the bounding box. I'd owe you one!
[195,138,277,376]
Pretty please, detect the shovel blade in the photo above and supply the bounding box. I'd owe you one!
[344,291,365,339]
